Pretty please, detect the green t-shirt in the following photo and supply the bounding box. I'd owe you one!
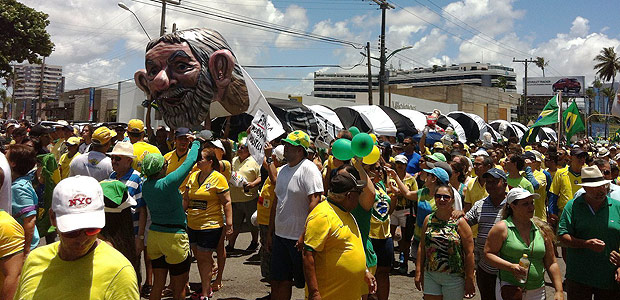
[507,175,534,193]
[498,217,546,290]
[351,204,377,268]
[143,141,200,233]
[558,194,620,290]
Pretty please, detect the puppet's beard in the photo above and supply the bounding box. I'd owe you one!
[157,77,213,129]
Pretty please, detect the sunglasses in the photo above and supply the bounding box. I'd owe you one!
[110,156,123,162]
[434,194,452,200]
[60,228,101,238]
[603,170,612,175]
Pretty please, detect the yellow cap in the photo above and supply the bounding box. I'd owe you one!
[92,127,117,144]
[128,119,145,133]
[65,136,82,146]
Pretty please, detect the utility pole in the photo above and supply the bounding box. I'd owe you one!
[159,0,181,36]
[371,0,394,106]
[366,42,373,105]
[513,57,534,124]
[36,57,46,122]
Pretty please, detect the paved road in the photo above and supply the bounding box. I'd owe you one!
[141,233,566,300]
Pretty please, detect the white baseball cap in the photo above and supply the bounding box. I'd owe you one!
[52,176,105,233]
[394,154,408,164]
[506,187,539,204]
[208,139,226,153]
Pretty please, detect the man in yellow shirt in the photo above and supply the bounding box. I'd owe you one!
[58,137,81,180]
[127,119,161,173]
[0,210,25,300]
[228,139,261,252]
[549,148,586,225]
[303,173,375,300]
[13,176,139,300]
[464,154,493,212]
[525,150,548,221]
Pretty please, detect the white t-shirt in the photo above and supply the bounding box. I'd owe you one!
[452,187,463,211]
[0,153,12,214]
[274,159,323,240]
[69,151,113,182]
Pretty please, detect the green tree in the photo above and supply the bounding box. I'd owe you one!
[496,76,507,91]
[0,88,11,118]
[535,57,549,77]
[592,77,603,89]
[594,47,620,137]
[586,87,596,113]
[0,0,54,79]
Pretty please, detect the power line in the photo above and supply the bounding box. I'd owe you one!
[133,0,364,48]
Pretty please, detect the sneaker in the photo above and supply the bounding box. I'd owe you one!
[246,241,259,252]
[398,264,408,275]
[140,284,152,298]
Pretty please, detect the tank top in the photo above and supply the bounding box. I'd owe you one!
[424,212,465,275]
[498,217,546,290]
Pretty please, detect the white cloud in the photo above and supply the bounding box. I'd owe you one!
[443,0,525,37]
[64,58,126,88]
[569,16,589,38]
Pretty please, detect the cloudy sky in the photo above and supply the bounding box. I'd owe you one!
[16,0,620,94]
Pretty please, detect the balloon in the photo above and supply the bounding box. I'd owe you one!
[349,126,360,137]
[369,133,377,144]
[351,133,374,157]
[332,139,354,161]
[363,145,381,164]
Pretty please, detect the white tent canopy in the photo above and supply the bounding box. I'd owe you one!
[349,105,398,136]
[306,105,344,130]
[396,109,427,132]
[489,120,522,140]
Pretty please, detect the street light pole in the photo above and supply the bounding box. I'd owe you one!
[118,2,152,40]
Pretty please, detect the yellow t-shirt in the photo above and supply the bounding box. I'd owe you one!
[532,169,547,222]
[230,156,261,203]
[304,200,366,300]
[164,149,195,193]
[0,211,24,259]
[549,167,574,212]
[465,176,488,237]
[186,170,229,230]
[258,168,281,226]
[132,141,161,173]
[58,152,80,180]
[369,184,392,239]
[14,241,139,300]
[220,160,232,181]
[51,138,66,162]
[388,176,418,208]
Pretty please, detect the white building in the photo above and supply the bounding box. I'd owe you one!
[313,62,517,100]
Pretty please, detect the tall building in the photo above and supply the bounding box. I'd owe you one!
[10,63,64,120]
[313,62,517,100]
[45,88,118,122]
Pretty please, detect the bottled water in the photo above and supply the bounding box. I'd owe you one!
[518,254,530,284]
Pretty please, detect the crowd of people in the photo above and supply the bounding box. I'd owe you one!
[0,117,619,300]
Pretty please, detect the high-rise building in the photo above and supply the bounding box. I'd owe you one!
[313,62,517,100]
[10,63,64,120]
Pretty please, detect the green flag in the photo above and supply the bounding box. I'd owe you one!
[520,126,541,146]
[562,100,585,141]
[532,95,559,127]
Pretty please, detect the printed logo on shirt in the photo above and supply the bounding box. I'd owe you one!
[68,194,92,208]
[88,158,100,166]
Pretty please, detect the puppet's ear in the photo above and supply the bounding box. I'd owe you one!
[135,69,151,99]
[209,49,234,89]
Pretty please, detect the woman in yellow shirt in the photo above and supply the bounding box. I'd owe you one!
[184,149,233,299]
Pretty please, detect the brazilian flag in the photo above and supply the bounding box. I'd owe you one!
[520,126,541,147]
[532,95,560,127]
[562,100,585,141]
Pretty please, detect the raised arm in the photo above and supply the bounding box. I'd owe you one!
[386,168,418,201]
[164,140,200,187]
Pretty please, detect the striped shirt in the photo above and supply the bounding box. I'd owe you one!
[110,168,145,233]
[465,195,506,275]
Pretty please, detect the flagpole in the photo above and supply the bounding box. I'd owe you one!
[557,91,562,149]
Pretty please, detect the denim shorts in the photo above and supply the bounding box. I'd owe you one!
[423,271,465,300]
[270,235,305,288]
[187,227,223,252]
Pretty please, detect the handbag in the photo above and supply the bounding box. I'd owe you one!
[499,222,537,300]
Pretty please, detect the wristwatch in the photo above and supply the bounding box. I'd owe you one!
[266,157,273,164]
[138,235,145,240]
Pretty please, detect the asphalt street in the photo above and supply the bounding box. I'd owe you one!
[140,233,567,300]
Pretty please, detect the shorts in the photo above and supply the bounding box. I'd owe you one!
[270,235,305,288]
[258,225,272,280]
[391,209,408,226]
[188,227,223,252]
[423,271,465,299]
[371,237,394,268]
[232,199,258,233]
[147,230,190,267]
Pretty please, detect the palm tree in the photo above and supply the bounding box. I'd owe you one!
[497,76,507,91]
[601,87,615,113]
[535,57,549,77]
[586,87,596,114]
[593,77,603,89]
[594,47,620,138]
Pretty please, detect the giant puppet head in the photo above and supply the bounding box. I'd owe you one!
[134,28,249,129]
